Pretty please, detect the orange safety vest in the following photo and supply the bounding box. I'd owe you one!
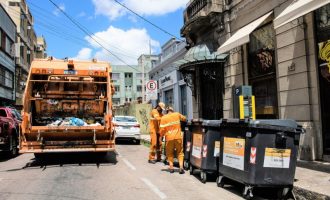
[149,109,163,133]
[160,112,186,141]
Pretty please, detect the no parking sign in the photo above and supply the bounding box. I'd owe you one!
[146,80,158,101]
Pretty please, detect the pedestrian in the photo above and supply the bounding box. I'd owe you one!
[148,102,165,164]
[160,107,186,174]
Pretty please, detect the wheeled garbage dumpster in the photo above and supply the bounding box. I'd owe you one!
[190,120,221,183]
[217,119,303,199]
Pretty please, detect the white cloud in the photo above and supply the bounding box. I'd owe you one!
[75,26,160,65]
[92,0,188,20]
[72,48,93,60]
[53,3,65,16]
[77,11,86,18]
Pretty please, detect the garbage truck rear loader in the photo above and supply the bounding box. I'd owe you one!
[20,59,115,155]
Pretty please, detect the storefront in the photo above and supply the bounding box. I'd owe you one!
[248,23,278,119]
[158,71,178,110]
[315,4,330,156]
[176,42,227,120]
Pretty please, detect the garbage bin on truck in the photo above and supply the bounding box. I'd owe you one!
[217,119,303,199]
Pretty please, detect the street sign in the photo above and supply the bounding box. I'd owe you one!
[146,80,158,101]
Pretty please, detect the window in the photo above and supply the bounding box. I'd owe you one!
[114,85,120,92]
[137,85,142,92]
[0,30,5,51]
[0,68,5,86]
[112,73,120,80]
[5,37,12,55]
[248,23,278,119]
[112,98,120,105]
[136,73,142,79]
[5,71,13,88]
[0,30,2,49]
[0,109,7,117]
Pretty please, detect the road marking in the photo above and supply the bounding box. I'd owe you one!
[141,178,167,199]
[122,158,136,171]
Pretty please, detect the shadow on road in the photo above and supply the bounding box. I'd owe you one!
[0,152,20,162]
[5,152,118,171]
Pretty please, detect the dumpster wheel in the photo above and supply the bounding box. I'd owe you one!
[189,165,195,175]
[216,176,225,188]
[183,160,190,170]
[200,171,207,183]
[242,186,254,200]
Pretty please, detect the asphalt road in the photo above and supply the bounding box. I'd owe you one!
[0,142,277,200]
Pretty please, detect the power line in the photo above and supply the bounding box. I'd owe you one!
[26,0,140,58]
[47,0,142,72]
[112,0,184,42]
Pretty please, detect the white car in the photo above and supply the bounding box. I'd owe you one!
[113,116,141,144]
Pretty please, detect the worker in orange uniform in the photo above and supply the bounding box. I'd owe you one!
[148,102,166,164]
[160,107,186,174]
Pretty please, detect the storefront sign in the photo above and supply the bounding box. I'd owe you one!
[159,71,177,89]
[223,137,245,171]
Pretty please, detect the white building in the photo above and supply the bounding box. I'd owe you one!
[149,38,193,119]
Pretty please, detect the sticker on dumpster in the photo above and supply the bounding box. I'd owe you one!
[186,142,191,152]
[263,148,291,168]
[250,147,257,164]
[192,134,202,159]
[202,145,207,158]
[214,141,220,157]
[223,137,245,171]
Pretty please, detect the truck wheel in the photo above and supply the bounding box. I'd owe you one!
[9,134,19,157]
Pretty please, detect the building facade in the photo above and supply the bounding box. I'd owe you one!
[0,0,38,107]
[179,0,330,161]
[0,4,16,106]
[138,54,159,102]
[149,38,193,119]
[111,65,146,106]
[36,36,47,59]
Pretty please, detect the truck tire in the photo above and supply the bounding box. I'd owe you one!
[9,132,19,157]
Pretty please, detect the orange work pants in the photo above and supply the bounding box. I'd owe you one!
[149,131,162,160]
[165,139,184,169]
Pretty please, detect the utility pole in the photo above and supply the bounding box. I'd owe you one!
[141,57,145,103]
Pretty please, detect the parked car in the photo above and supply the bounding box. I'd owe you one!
[0,107,22,130]
[113,116,141,144]
[0,108,19,157]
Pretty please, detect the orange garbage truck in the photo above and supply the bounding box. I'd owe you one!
[19,58,115,156]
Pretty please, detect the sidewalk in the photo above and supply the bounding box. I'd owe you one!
[140,134,330,200]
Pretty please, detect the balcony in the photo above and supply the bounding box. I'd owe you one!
[184,0,223,23]
[182,0,223,36]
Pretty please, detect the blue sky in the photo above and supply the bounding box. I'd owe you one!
[28,0,188,64]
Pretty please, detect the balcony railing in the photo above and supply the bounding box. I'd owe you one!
[187,0,207,19]
[183,0,223,24]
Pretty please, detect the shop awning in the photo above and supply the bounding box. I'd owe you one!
[217,11,273,54]
[174,43,228,69]
[274,0,330,29]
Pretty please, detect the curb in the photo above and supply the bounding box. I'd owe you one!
[293,186,330,200]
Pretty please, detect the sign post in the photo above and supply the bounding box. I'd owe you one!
[146,80,158,101]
